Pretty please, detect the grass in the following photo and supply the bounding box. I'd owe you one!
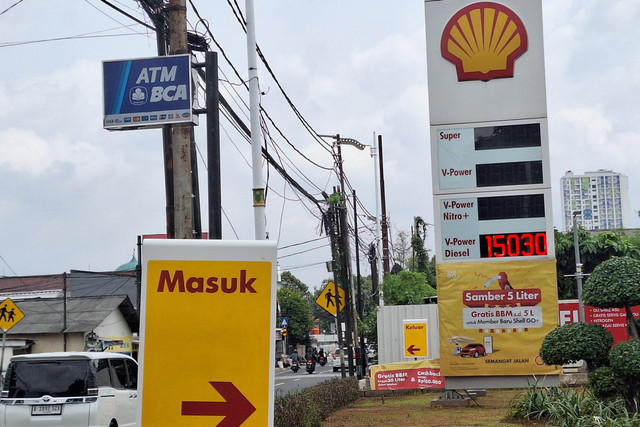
[322,388,549,427]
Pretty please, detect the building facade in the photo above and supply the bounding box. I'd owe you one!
[561,170,630,231]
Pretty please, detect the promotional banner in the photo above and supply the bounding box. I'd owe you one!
[437,259,560,376]
[559,300,640,345]
[370,360,444,390]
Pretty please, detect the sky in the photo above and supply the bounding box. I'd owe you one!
[1,0,640,290]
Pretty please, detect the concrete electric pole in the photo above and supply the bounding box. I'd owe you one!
[168,0,193,239]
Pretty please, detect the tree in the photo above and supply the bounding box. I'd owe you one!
[280,271,310,297]
[392,230,411,270]
[554,227,640,299]
[411,217,429,274]
[277,286,313,347]
[382,270,436,305]
[540,256,640,412]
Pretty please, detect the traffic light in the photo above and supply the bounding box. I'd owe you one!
[282,327,287,337]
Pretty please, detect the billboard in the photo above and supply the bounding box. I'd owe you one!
[436,260,560,376]
[559,300,640,345]
[103,54,197,130]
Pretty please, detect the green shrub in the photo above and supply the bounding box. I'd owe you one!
[589,366,627,399]
[540,322,613,368]
[507,384,640,426]
[507,382,560,421]
[609,339,640,377]
[274,377,359,427]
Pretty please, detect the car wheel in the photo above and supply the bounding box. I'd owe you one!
[473,352,479,358]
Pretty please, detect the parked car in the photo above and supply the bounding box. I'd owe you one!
[460,343,486,358]
[332,348,357,372]
[366,343,377,360]
[0,351,138,427]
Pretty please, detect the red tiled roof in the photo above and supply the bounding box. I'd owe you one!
[0,274,66,294]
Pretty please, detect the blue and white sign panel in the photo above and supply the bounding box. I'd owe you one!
[103,54,196,130]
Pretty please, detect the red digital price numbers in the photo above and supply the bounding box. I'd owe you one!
[479,232,547,258]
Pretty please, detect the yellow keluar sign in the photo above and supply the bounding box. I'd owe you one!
[437,259,560,377]
[403,320,428,358]
[315,281,345,316]
[139,240,277,427]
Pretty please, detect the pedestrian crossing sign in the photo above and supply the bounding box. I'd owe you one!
[0,298,25,332]
[315,281,345,316]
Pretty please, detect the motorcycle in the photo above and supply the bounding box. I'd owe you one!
[291,360,299,373]
[306,357,315,374]
[318,354,326,366]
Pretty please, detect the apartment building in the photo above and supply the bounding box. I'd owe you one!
[561,170,630,231]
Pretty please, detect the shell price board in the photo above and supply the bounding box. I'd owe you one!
[139,240,277,426]
[434,189,555,263]
[431,120,549,195]
[0,298,25,332]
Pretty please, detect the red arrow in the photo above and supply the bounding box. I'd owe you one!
[181,381,256,426]
[407,344,421,355]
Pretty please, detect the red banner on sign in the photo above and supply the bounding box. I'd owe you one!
[370,360,444,390]
[558,300,640,345]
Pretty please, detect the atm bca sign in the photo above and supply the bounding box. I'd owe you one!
[103,54,196,130]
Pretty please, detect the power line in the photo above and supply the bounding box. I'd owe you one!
[0,0,24,16]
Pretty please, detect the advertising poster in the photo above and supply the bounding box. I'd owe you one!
[559,300,640,345]
[437,259,560,376]
[370,360,444,390]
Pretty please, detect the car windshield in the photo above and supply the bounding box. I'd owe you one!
[4,359,92,398]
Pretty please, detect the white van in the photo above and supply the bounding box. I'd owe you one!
[0,351,138,427]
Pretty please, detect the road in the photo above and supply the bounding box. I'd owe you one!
[275,364,351,394]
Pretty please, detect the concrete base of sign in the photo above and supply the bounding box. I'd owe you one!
[560,372,588,386]
[445,375,559,389]
[431,397,470,408]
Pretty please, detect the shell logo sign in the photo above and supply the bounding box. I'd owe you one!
[441,2,528,82]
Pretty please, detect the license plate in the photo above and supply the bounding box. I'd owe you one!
[32,404,62,416]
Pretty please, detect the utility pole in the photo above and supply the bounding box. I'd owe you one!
[323,205,345,378]
[353,190,366,376]
[378,135,390,275]
[168,0,193,239]
[372,133,383,306]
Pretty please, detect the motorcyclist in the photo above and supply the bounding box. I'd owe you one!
[290,349,300,364]
[305,347,317,368]
[317,347,326,363]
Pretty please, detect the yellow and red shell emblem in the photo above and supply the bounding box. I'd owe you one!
[441,2,528,82]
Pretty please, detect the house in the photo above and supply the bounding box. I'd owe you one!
[0,295,139,370]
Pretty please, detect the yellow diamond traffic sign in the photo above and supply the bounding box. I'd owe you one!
[315,281,345,316]
[0,298,25,332]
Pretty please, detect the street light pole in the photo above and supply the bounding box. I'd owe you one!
[320,133,370,377]
[371,133,383,306]
[245,0,266,240]
[573,211,585,322]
